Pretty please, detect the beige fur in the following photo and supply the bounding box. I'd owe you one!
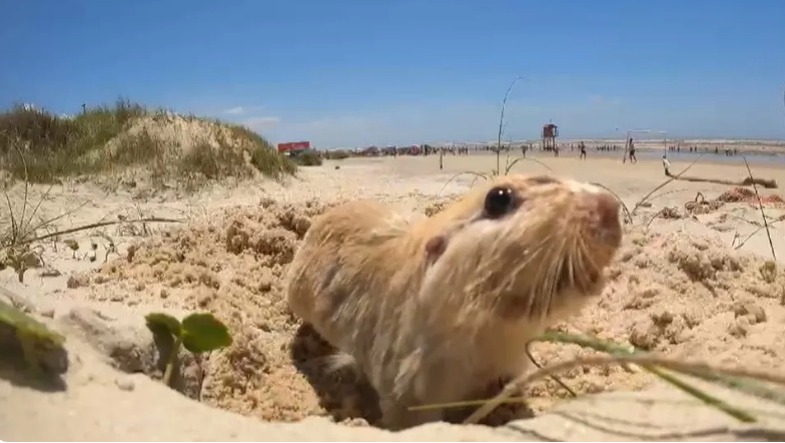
[286,173,623,430]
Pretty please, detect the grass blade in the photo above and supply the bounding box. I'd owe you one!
[460,331,771,425]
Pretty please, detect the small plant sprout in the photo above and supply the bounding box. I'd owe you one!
[2,244,42,283]
[144,312,232,387]
[87,240,98,262]
[63,239,79,258]
[97,233,117,263]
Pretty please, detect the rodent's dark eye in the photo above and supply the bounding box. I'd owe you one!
[484,186,515,218]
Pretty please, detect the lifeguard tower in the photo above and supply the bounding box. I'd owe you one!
[542,123,558,152]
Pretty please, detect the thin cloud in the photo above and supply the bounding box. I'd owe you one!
[223,105,265,115]
[223,106,246,115]
[242,116,281,131]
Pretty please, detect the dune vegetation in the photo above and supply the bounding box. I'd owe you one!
[0,98,297,185]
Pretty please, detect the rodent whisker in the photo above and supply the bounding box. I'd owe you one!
[576,235,603,287]
[531,239,559,318]
[501,233,552,316]
[541,236,568,318]
[566,242,576,288]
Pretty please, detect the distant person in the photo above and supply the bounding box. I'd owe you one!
[579,141,587,159]
[662,155,671,176]
[628,137,637,163]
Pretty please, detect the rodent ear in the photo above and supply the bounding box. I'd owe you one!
[425,235,447,264]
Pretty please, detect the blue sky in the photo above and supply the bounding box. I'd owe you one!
[2,0,784,147]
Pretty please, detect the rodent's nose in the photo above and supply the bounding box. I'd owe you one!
[592,192,622,247]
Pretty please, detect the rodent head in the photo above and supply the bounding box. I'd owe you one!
[419,174,622,323]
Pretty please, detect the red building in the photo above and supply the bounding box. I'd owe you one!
[277,141,311,154]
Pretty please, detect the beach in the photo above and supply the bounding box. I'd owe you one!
[2,151,785,441]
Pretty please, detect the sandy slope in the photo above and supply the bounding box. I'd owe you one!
[2,151,785,441]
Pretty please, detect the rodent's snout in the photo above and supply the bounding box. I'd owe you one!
[589,191,622,248]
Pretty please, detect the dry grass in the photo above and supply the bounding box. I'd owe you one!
[0,149,182,282]
[458,332,785,425]
[323,149,351,160]
[742,156,777,260]
[408,331,785,425]
[290,149,323,167]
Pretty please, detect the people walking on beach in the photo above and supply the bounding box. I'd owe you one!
[662,154,671,176]
[579,141,587,159]
[627,137,637,163]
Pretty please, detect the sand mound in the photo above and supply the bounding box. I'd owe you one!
[106,113,256,159]
[719,186,785,208]
[84,113,287,188]
[61,198,785,427]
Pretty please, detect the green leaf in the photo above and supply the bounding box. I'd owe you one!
[0,298,68,374]
[145,312,182,338]
[180,313,232,353]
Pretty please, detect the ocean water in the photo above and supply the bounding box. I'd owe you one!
[611,149,785,166]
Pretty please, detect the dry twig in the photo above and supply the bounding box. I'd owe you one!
[742,156,777,260]
[631,153,705,217]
